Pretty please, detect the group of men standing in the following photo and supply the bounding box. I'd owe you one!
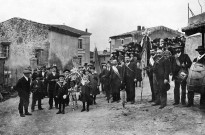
[100,55,141,104]
[148,39,205,109]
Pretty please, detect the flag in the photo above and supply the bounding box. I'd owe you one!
[94,47,101,74]
[188,4,195,17]
[140,36,151,77]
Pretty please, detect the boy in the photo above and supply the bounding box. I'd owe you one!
[31,74,44,112]
[54,75,68,114]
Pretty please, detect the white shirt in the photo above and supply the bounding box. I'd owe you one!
[52,72,56,76]
[23,75,28,81]
[197,53,205,61]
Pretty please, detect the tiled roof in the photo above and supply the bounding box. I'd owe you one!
[3,17,91,37]
[110,26,183,39]
[50,25,92,36]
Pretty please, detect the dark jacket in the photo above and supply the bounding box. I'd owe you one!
[30,80,44,99]
[124,62,137,80]
[153,56,171,81]
[90,73,99,95]
[110,65,122,93]
[16,76,31,99]
[172,53,192,80]
[47,72,59,92]
[54,82,68,99]
[100,68,111,85]
[193,54,205,64]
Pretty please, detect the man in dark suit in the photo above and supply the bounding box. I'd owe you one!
[152,48,171,109]
[30,74,44,111]
[124,56,137,104]
[15,68,32,117]
[171,44,192,106]
[110,60,122,102]
[100,61,111,103]
[47,66,59,109]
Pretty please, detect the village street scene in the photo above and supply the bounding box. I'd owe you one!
[1,0,205,135]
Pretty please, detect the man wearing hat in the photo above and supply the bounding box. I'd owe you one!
[110,59,122,102]
[47,66,60,109]
[152,43,171,109]
[15,68,32,117]
[124,56,137,104]
[187,46,205,108]
[171,43,192,106]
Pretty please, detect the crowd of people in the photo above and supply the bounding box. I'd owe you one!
[15,36,205,117]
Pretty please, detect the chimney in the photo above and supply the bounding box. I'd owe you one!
[85,28,88,32]
[142,26,145,31]
[137,26,141,31]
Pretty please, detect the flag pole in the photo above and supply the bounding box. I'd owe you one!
[188,3,189,24]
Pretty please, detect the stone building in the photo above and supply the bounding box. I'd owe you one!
[0,17,91,86]
[109,26,183,52]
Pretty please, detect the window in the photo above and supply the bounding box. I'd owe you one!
[121,39,124,44]
[78,39,83,49]
[2,45,9,58]
[78,56,82,66]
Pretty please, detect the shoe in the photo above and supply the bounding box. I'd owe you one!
[38,108,44,110]
[81,109,85,112]
[108,100,109,103]
[87,109,89,112]
[173,102,179,105]
[159,106,165,109]
[62,111,65,114]
[20,114,25,117]
[25,112,32,115]
[56,111,61,114]
[111,100,115,103]
[94,102,97,105]
[186,104,193,107]
[49,107,53,110]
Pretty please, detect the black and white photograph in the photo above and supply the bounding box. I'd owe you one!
[0,0,205,134]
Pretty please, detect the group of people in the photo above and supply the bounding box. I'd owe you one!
[147,39,205,109]
[15,64,100,117]
[15,38,205,117]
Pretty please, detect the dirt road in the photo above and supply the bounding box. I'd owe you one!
[0,77,205,135]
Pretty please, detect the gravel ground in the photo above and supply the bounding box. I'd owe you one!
[0,77,205,135]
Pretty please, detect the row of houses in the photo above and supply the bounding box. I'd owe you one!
[0,17,91,86]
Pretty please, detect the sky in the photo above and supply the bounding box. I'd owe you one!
[0,0,203,51]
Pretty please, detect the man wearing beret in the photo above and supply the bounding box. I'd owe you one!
[15,68,32,117]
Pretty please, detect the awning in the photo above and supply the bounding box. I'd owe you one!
[182,23,205,36]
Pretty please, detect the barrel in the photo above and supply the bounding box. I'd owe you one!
[187,62,205,94]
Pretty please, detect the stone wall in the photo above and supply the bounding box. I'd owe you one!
[0,18,49,85]
[185,34,202,61]
[48,31,78,71]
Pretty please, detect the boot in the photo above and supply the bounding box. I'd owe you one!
[56,111,61,114]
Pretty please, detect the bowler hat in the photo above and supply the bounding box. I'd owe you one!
[23,69,31,74]
[163,83,170,91]
[172,43,183,49]
[195,46,205,51]
[59,74,65,78]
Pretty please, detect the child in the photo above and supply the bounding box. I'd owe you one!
[80,70,91,112]
[136,62,142,87]
[54,75,68,114]
[68,80,78,111]
[31,74,44,112]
